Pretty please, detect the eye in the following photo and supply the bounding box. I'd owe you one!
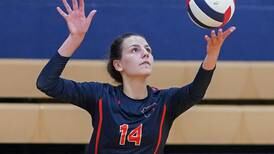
[146,47,152,53]
[131,48,139,53]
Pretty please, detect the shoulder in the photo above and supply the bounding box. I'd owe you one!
[86,82,117,90]
[80,82,117,94]
[149,86,180,94]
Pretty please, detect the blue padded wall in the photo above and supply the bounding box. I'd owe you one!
[0,0,273,60]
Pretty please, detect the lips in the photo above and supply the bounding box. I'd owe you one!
[140,61,151,65]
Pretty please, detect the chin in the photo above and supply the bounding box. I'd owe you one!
[132,70,151,78]
[128,68,152,77]
[140,71,152,77]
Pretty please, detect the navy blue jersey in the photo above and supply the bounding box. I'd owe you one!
[36,53,214,154]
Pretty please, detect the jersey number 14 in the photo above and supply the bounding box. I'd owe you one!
[119,124,143,146]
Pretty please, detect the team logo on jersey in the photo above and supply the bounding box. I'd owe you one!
[141,102,157,118]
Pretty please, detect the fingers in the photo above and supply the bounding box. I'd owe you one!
[87,10,97,26]
[72,0,78,10]
[56,7,68,19]
[206,27,230,43]
[223,26,236,40]
[61,0,85,13]
[204,35,210,42]
[205,26,235,55]
[217,28,223,38]
[210,29,217,44]
[79,0,85,13]
[211,30,217,39]
[62,0,72,13]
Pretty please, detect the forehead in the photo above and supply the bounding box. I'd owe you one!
[122,36,149,48]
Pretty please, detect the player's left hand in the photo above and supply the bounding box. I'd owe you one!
[205,26,236,58]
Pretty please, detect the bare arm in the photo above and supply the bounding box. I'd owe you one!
[56,0,96,57]
[202,26,236,70]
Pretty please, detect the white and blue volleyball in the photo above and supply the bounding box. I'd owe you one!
[186,0,235,29]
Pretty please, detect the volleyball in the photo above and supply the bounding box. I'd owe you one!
[186,0,235,29]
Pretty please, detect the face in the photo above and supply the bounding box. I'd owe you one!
[114,35,154,79]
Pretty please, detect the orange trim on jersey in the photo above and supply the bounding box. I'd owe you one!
[154,104,166,154]
[95,98,103,154]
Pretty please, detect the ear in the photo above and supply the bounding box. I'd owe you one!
[113,60,123,72]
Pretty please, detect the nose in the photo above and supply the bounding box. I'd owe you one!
[142,48,150,58]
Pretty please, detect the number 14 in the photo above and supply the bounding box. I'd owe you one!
[119,124,143,146]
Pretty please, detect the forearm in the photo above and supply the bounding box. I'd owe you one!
[169,64,215,118]
[189,64,215,100]
[58,34,85,57]
[202,54,218,70]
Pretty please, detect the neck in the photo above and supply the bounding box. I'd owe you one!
[122,77,148,100]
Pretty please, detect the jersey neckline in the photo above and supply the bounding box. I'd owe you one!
[117,85,152,102]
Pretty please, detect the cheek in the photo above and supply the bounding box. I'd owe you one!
[148,55,154,66]
[150,55,154,63]
[122,56,133,65]
[121,55,139,70]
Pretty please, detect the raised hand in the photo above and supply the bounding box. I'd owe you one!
[202,26,236,70]
[57,0,96,37]
[204,26,236,58]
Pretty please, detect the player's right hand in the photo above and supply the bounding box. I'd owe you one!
[57,0,96,37]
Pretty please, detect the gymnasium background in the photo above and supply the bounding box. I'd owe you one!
[0,0,274,153]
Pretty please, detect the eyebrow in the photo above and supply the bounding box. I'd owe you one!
[128,44,150,48]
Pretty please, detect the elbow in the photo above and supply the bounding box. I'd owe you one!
[189,83,208,102]
[190,95,203,103]
[36,75,62,99]
[36,75,52,93]
[189,91,206,103]
[36,75,46,92]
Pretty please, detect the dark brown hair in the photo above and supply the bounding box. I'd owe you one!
[107,33,145,83]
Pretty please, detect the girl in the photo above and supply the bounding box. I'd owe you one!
[37,0,235,153]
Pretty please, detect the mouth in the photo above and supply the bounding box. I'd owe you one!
[139,61,151,66]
